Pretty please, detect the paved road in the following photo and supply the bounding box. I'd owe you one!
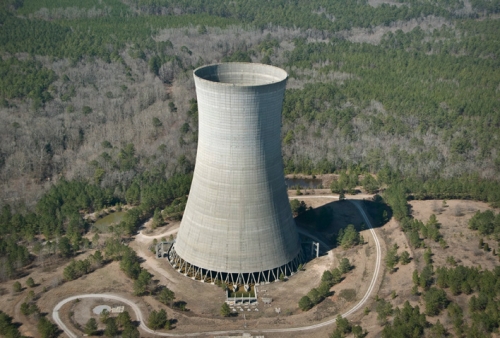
[53,199,381,337]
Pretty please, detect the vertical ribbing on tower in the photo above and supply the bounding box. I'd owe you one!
[171,63,301,282]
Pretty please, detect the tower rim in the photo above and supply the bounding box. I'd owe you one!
[193,62,288,88]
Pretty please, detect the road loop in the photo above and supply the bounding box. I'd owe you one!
[53,198,381,336]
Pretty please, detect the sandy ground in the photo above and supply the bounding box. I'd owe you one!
[1,196,497,338]
[357,199,499,336]
[123,195,384,337]
[409,199,498,272]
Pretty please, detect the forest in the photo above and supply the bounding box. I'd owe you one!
[0,0,499,198]
[0,0,499,336]
[0,0,498,270]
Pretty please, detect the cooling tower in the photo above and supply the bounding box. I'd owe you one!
[169,63,302,285]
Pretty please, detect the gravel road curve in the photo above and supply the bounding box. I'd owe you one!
[52,199,381,337]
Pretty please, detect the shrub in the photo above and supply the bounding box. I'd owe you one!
[425,287,449,316]
[299,296,313,311]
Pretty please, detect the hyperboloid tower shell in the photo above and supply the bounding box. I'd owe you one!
[169,63,302,285]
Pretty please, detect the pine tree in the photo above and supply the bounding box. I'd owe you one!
[299,296,312,311]
[220,303,231,317]
[84,318,98,336]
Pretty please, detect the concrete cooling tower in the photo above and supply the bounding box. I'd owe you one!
[168,63,302,285]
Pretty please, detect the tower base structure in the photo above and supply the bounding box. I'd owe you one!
[171,63,303,286]
[168,246,304,285]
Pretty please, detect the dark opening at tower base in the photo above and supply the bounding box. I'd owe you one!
[167,245,305,285]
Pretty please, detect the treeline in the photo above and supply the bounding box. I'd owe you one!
[281,22,500,179]
[397,175,500,208]
[0,172,191,279]
[299,259,351,311]
[0,7,235,64]
[382,174,500,336]
[415,264,500,336]
[0,180,113,240]
[0,172,191,240]
[117,172,192,235]
[63,250,103,281]
[0,57,56,105]
[128,0,462,31]
[0,0,498,211]
[1,0,491,76]
[16,0,130,16]
[0,311,24,338]
[468,210,500,239]
[380,172,500,239]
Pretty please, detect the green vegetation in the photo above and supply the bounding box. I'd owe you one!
[385,244,399,272]
[25,277,35,288]
[337,224,362,249]
[0,0,498,221]
[375,298,394,325]
[0,0,499,190]
[12,281,22,292]
[63,250,103,281]
[37,317,58,338]
[290,199,307,217]
[20,302,40,316]
[133,270,152,296]
[220,303,231,317]
[0,311,23,338]
[0,57,56,103]
[157,287,175,307]
[424,287,449,316]
[399,251,411,265]
[468,210,500,239]
[409,254,500,336]
[147,309,168,330]
[0,2,497,338]
[0,172,191,280]
[330,314,365,338]
[129,0,470,30]
[84,317,98,336]
[338,258,351,274]
[381,301,428,337]
[104,317,118,337]
[300,266,348,311]
[330,172,359,195]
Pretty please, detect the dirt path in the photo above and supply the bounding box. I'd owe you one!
[52,198,382,337]
[136,224,180,243]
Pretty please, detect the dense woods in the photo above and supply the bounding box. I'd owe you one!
[1,0,499,209]
[0,1,499,336]
[0,0,498,282]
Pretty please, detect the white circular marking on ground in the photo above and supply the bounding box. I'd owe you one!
[92,305,111,315]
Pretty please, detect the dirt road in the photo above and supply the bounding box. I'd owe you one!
[52,199,381,337]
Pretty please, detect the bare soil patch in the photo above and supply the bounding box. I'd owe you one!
[409,199,498,272]
[127,196,383,337]
[71,298,136,331]
[356,199,499,337]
